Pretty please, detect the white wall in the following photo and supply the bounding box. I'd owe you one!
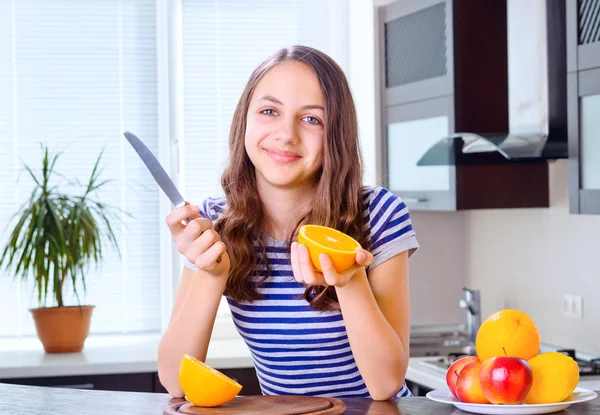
[465,160,600,355]
[408,210,467,325]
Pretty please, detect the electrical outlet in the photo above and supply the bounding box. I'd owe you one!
[563,294,583,319]
[572,295,583,319]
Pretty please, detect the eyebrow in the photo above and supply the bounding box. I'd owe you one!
[258,95,324,111]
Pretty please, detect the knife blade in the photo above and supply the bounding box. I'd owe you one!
[123,131,185,208]
[124,131,222,264]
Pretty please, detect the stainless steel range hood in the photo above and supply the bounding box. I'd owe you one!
[417,0,568,166]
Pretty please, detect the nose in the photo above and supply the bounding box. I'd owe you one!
[275,117,298,145]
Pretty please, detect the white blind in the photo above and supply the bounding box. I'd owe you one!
[0,0,162,336]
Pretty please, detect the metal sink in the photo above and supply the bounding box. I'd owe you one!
[409,326,475,357]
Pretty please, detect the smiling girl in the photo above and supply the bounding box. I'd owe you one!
[158,45,419,400]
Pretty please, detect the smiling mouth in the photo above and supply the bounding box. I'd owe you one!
[264,149,301,164]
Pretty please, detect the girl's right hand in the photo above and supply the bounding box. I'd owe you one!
[165,204,230,277]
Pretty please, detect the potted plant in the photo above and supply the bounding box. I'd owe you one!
[0,145,122,353]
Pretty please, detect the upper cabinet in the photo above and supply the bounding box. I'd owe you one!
[377,0,564,211]
[567,0,600,214]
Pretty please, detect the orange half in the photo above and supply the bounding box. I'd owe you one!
[298,224,362,273]
[179,354,242,407]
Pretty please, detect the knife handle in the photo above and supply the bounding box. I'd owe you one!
[181,201,222,264]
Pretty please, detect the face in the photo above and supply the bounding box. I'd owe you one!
[244,61,326,191]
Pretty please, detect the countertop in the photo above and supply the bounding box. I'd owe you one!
[1,382,599,415]
[0,334,253,379]
[0,324,463,380]
[3,328,599,397]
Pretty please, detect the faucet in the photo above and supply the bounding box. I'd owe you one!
[459,287,481,346]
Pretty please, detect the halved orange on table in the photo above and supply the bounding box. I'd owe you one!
[298,224,362,273]
[179,354,242,407]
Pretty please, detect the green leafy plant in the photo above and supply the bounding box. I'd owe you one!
[0,145,123,308]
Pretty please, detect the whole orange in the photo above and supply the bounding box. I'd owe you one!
[475,309,540,362]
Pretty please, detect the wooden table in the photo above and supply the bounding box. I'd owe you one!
[1,382,599,414]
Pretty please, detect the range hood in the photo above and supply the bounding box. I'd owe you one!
[417,0,568,166]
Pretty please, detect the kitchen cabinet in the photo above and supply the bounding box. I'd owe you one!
[567,0,600,214]
[405,379,433,397]
[377,0,550,211]
[0,367,262,395]
[0,372,156,393]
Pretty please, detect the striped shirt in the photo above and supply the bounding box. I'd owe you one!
[183,187,419,399]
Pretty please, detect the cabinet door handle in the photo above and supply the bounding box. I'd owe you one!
[49,383,95,389]
[403,197,428,203]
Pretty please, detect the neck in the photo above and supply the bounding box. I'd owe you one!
[257,180,314,241]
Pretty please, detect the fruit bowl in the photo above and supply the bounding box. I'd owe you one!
[426,387,597,415]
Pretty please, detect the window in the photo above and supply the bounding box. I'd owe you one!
[0,0,161,336]
[0,0,349,339]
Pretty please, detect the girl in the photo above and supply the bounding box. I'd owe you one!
[158,45,419,401]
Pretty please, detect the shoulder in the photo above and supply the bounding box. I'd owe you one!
[361,186,408,222]
[361,186,419,259]
[200,195,228,222]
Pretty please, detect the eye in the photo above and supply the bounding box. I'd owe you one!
[303,116,321,125]
[261,109,277,116]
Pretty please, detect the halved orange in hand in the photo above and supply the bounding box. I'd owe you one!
[179,354,242,407]
[298,224,362,273]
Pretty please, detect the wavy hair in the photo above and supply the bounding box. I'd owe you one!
[214,45,370,311]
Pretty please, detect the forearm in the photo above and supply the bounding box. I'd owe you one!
[335,271,409,400]
[158,273,227,397]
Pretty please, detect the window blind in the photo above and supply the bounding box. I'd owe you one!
[0,0,162,336]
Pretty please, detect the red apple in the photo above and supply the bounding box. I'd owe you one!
[446,356,480,397]
[455,361,490,404]
[479,356,533,404]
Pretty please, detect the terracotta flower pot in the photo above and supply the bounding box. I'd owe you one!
[30,306,95,353]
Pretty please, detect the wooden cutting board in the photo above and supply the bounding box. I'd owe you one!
[164,395,346,415]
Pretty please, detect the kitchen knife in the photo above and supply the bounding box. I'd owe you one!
[123,131,185,208]
[123,131,221,263]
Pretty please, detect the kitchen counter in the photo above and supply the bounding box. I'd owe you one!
[1,382,599,415]
[0,334,253,379]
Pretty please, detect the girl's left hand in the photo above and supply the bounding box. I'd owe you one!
[290,242,374,288]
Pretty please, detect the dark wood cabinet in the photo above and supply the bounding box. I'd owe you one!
[567,0,600,214]
[0,372,156,392]
[0,367,262,395]
[377,0,550,211]
[405,379,433,397]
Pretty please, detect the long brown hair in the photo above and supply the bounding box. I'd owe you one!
[215,45,370,311]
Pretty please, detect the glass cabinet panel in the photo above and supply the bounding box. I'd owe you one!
[387,115,450,191]
[581,94,600,190]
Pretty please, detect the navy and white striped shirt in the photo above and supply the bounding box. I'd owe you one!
[184,187,419,399]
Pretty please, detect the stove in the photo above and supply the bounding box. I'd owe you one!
[420,348,600,377]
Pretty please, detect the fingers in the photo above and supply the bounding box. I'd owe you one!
[165,203,227,273]
[355,249,374,267]
[319,253,341,287]
[165,204,202,234]
[290,242,304,284]
[182,227,221,260]
[193,240,228,273]
[183,217,213,241]
[297,244,322,286]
